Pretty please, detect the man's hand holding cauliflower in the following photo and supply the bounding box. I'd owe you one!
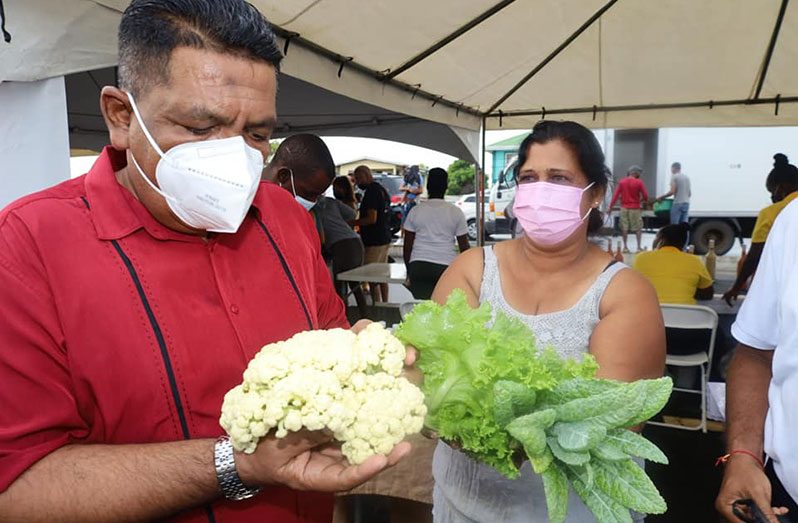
[219,322,424,491]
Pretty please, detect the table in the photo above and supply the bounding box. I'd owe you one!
[337,263,407,285]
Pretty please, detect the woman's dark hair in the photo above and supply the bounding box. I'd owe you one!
[426,167,448,198]
[657,223,690,250]
[332,176,357,206]
[766,162,798,192]
[514,120,611,234]
[773,153,789,167]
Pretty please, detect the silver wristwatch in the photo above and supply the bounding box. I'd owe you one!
[214,436,262,501]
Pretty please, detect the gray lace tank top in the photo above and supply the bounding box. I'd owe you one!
[432,246,636,523]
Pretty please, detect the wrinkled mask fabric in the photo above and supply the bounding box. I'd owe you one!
[289,170,317,211]
[126,92,264,233]
[513,181,595,245]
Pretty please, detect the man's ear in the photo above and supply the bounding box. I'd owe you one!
[275,167,292,186]
[100,86,133,150]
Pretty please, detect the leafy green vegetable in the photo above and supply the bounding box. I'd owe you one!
[594,459,667,514]
[394,289,673,521]
[541,464,569,523]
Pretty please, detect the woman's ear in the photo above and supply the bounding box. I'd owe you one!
[100,86,133,150]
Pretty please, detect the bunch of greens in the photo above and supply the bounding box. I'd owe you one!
[394,290,673,523]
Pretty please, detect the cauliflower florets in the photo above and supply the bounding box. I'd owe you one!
[220,322,426,464]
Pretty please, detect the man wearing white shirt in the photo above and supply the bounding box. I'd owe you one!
[402,168,470,299]
[717,199,798,522]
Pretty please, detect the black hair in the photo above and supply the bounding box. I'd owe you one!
[333,176,357,205]
[774,153,789,167]
[671,162,681,170]
[514,120,610,234]
[657,223,690,249]
[766,162,798,193]
[426,167,448,198]
[271,134,336,180]
[118,0,282,97]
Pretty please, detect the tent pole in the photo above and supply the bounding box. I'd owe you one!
[476,117,487,247]
[754,0,790,99]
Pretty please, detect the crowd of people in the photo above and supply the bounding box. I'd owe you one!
[2,1,798,522]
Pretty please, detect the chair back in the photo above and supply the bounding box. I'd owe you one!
[399,300,423,320]
[660,303,719,362]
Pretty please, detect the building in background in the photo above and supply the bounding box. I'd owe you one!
[336,157,407,177]
[487,133,525,184]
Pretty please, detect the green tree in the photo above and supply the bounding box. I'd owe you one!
[447,160,486,195]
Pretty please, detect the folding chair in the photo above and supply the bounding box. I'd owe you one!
[648,303,718,433]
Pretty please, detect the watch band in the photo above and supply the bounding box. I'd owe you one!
[214,436,262,501]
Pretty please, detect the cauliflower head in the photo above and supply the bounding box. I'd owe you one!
[220,322,426,464]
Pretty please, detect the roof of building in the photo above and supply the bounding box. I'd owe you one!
[487,133,527,152]
[335,156,409,167]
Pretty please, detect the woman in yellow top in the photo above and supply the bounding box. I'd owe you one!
[633,223,714,305]
[723,155,798,305]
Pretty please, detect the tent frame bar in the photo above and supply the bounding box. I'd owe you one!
[271,26,483,118]
[384,0,519,80]
[486,95,798,120]
[754,0,790,99]
[486,0,619,114]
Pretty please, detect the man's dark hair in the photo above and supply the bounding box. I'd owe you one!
[118,0,282,96]
[671,162,681,170]
[657,223,690,249]
[515,120,610,235]
[271,134,336,180]
[427,167,448,198]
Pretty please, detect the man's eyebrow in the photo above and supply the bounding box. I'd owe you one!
[245,117,277,130]
[183,106,233,125]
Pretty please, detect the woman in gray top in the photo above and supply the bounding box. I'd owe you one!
[429,121,666,522]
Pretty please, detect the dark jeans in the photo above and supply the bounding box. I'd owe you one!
[407,261,448,300]
[766,459,798,520]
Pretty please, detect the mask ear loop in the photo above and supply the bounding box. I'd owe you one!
[287,169,297,197]
[125,91,176,202]
[580,182,597,221]
[125,91,166,157]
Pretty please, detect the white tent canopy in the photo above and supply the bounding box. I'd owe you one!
[4,0,798,135]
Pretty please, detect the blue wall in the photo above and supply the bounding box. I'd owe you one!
[491,151,513,183]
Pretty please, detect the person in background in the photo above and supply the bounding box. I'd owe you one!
[716,198,798,522]
[402,168,470,299]
[633,223,714,305]
[400,165,424,220]
[609,165,649,252]
[723,155,798,306]
[0,2,409,522]
[353,165,393,303]
[430,120,664,522]
[264,134,368,318]
[656,162,691,224]
[333,175,359,212]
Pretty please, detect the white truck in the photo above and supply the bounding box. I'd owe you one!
[487,127,798,254]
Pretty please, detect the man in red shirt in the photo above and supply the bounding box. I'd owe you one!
[609,165,650,253]
[0,1,409,522]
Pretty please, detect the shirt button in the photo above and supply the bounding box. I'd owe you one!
[230,304,240,315]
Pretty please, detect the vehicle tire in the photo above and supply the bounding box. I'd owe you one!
[691,219,735,255]
[466,219,478,241]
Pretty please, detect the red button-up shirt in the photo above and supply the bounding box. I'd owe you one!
[0,147,348,522]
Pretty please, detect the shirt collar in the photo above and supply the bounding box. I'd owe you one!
[83,146,264,242]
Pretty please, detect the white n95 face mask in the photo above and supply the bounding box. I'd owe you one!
[126,92,264,233]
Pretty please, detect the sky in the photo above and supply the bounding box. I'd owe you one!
[69,130,527,178]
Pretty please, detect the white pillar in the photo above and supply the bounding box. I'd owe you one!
[0,76,70,208]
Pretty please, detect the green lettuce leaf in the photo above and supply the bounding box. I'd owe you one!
[541,464,569,523]
[594,459,667,514]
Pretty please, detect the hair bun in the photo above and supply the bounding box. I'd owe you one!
[774,153,789,167]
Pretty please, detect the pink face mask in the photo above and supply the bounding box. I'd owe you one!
[513,181,595,245]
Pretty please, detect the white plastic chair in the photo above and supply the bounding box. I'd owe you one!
[648,304,718,433]
[399,300,423,320]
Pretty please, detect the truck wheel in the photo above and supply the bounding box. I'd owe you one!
[467,219,478,241]
[692,220,735,255]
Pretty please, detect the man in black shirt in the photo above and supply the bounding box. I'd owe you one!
[353,165,392,303]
